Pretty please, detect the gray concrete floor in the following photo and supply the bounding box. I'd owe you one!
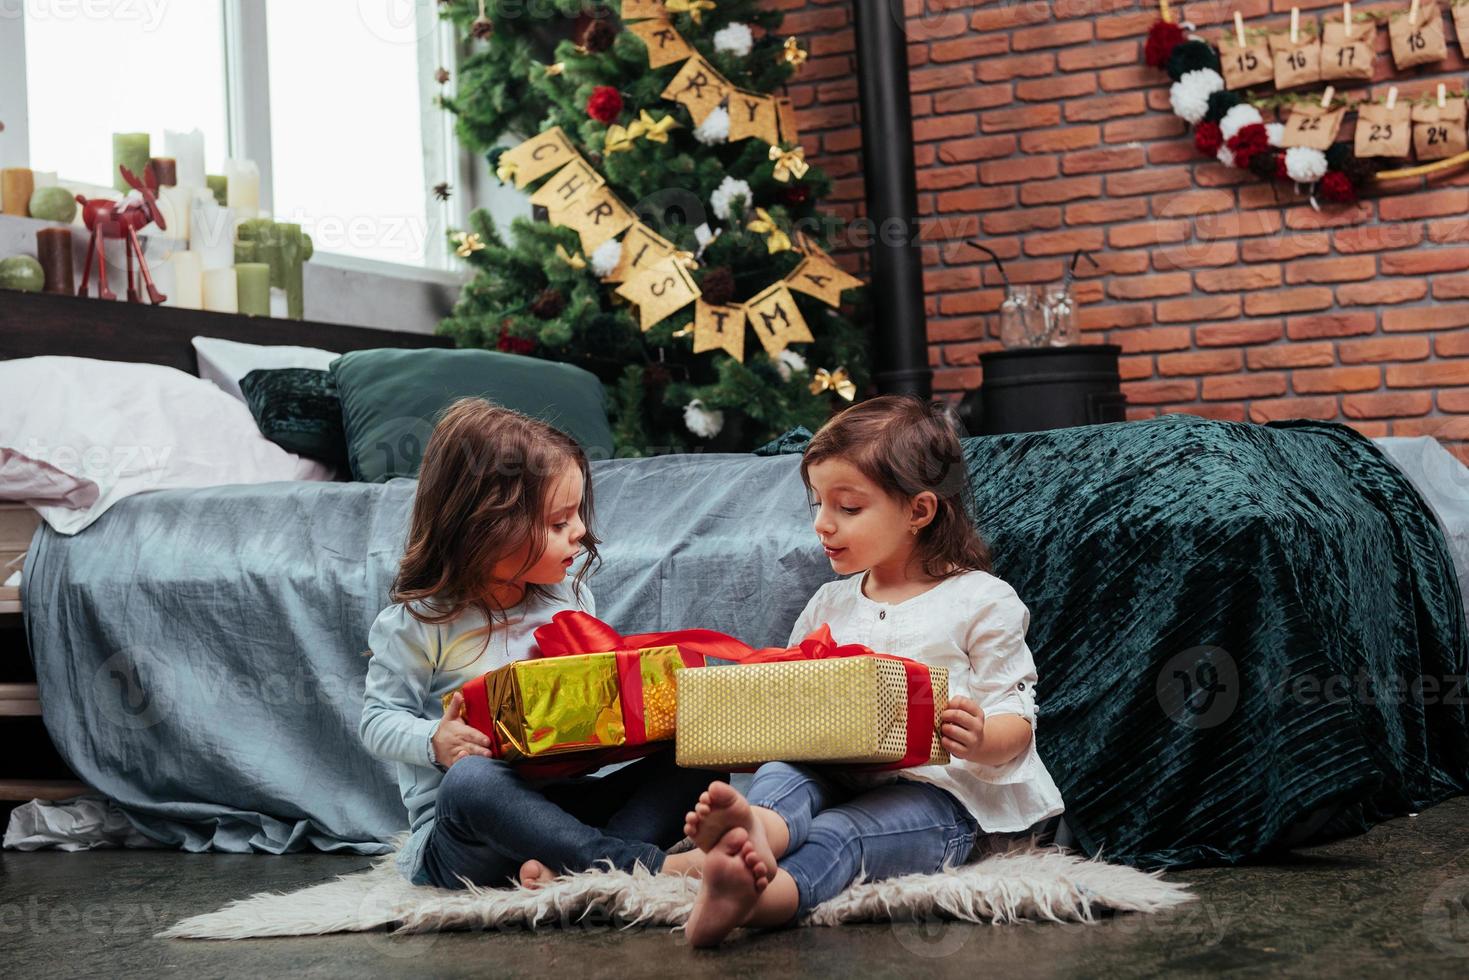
[3,797,1469,979]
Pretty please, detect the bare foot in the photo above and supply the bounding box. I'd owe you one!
[684,827,762,948]
[682,781,777,879]
[518,859,556,889]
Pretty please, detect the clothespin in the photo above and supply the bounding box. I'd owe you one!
[1321,85,1336,109]
[1387,86,1399,111]
[1235,11,1247,47]
[1410,0,1420,23]
[1440,83,1448,108]
[1290,7,1300,44]
[1343,2,1353,38]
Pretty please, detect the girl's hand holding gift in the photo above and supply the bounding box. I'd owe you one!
[433,691,494,768]
[940,696,986,761]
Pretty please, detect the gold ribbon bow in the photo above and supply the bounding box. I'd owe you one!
[672,249,700,271]
[452,231,485,258]
[495,158,518,184]
[544,62,565,77]
[636,109,678,144]
[747,208,792,254]
[604,122,641,155]
[555,244,586,269]
[768,144,809,183]
[665,0,715,24]
[783,37,808,69]
[809,367,856,401]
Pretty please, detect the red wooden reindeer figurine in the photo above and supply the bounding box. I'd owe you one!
[75,165,168,303]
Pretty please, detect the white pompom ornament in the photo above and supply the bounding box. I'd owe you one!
[1217,145,1236,169]
[1169,69,1224,124]
[1266,122,1285,147]
[1219,103,1264,141]
[1284,146,1328,183]
[694,106,730,146]
[713,23,754,57]
[710,175,752,221]
[683,399,725,439]
[590,239,622,278]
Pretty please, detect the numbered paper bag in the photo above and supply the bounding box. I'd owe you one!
[1412,98,1468,159]
[1355,101,1413,157]
[1220,35,1274,89]
[1321,17,1376,81]
[1270,28,1323,89]
[1454,0,1469,58]
[1281,103,1346,149]
[1390,2,1447,69]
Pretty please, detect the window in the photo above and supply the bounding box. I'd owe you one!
[4,1,461,271]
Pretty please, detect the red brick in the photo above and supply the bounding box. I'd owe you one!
[1154,189,1237,218]
[1393,418,1469,439]
[916,165,980,191]
[1292,366,1382,394]
[1012,21,1095,50]
[969,2,1050,31]
[1382,249,1469,275]
[1382,306,1469,332]
[1433,274,1469,299]
[1342,392,1433,419]
[980,207,1061,235]
[981,105,1063,133]
[1285,256,1377,284]
[1248,397,1340,422]
[1335,280,1428,306]
[934,87,1014,113]
[1062,147,1147,175]
[1020,126,1103,153]
[1106,273,1193,300]
[1196,210,1286,241]
[1109,220,1190,249]
[1066,93,1147,123]
[923,267,984,293]
[1196,321,1285,346]
[1102,115,1187,142]
[1020,176,1102,205]
[1378,189,1469,221]
[937,135,1016,163]
[1077,304,1152,330]
[1284,202,1374,231]
[1119,354,1155,380]
[1098,66,1166,93]
[1387,362,1469,387]
[1056,41,1138,71]
[1437,334,1469,357]
[1246,343,1336,369]
[915,115,980,143]
[1123,379,1200,404]
[1241,235,1330,262]
[1286,312,1378,339]
[977,53,1056,82]
[930,35,1011,63]
[1333,224,1425,254]
[1111,326,1193,353]
[1019,228,1105,257]
[911,65,977,94]
[1096,11,1161,39]
[1245,288,1334,316]
[1157,296,1242,323]
[1346,421,1391,437]
[1428,218,1469,244]
[1105,167,1192,196]
[1195,266,1282,292]
[980,156,1059,185]
[1169,402,1249,422]
[1203,373,1289,400]
[1154,242,1240,270]
[1339,337,1431,363]
[1440,390,1469,411]
[1158,350,1244,376]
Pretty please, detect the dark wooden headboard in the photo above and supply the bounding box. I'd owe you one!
[0,289,451,373]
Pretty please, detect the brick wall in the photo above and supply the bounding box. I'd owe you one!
[773,0,1469,452]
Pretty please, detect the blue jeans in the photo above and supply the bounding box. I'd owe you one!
[419,749,716,890]
[747,762,981,916]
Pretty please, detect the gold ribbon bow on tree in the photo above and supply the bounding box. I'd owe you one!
[809,367,856,400]
[495,158,518,184]
[605,110,678,154]
[452,231,486,257]
[783,37,808,70]
[635,109,678,144]
[665,0,716,24]
[555,243,587,269]
[747,208,792,254]
[768,144,809,182]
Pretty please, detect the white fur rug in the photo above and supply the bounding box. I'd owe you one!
[158,843,1193,940]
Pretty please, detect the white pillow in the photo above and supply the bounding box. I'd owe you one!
[0,356,331,535]
[191,336,339,403]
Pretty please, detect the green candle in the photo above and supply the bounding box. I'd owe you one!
[235,262,271,317]
[206,174,228,205]
[112,133,150,191]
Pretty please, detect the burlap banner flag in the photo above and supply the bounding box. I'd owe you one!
[728,91,781,144]
[746,281,813,357]
[551,184,636,253]
[615,255,702,331]
[601,222,679,283]
[498,127,579,188]
[693,299,747,361]
[785,254,863,307]
[529,156,605,210]
[661,55,733,125]
[628,18,696,68]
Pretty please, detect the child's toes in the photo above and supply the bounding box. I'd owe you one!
[695,801,711,817]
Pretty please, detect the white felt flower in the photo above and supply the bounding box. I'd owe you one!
[1285,146,1328,183]
[713,23,754,57]
[1220,103,1264,141]
[590,239,622,278]
[694,106,730,146]
[683,399,724,439]
[773,349,807,381]
[1266,122,1285,147]
[1217,145,1236,169]
[1169,69,1224,124]
[710,175,752,221]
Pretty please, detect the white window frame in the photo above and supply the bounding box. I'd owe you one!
[0,0,472,283]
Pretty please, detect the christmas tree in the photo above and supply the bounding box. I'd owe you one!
[436,0,870,454]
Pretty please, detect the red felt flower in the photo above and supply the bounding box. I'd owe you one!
[1319,171,1357,203]
[586,86,623,124]
[496,325,535,355]
[1275,153,1290,181]
[1194,121,1223,157]
[1145,20,1186,69]
[1226,122,1270,169]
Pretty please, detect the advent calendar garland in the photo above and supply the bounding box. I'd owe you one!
[1146,17,1375,204]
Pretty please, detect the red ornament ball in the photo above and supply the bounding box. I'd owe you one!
[1194,121,1223,157]
[587,86,623,124]
[496,325,535,355]
[1320,171,1357,203]
[1145,20,1186,69]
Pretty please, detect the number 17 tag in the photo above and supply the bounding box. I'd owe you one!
[1280,103,1346,150]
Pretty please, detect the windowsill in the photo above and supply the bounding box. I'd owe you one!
[311,250,467,287]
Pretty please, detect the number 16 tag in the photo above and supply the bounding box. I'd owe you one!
[1281,102,1346,150]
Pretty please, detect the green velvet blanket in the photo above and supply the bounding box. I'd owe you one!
[767,415,1469,867]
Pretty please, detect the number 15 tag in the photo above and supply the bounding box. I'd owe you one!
[1220,36,1273,90]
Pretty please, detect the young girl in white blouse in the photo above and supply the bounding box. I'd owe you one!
[682,395,1067,946]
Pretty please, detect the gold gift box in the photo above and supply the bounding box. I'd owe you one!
[447,646,683,762]
[675,657,949,768]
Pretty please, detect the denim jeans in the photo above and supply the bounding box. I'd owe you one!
[746,762,981,916]
[419,748,715,890]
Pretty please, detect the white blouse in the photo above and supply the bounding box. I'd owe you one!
[788,569,1065,833]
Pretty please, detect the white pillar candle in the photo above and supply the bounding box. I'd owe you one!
[224,158,260,218]
[31,171,58,189]
[165,129,206,191]
[165,251,203,310]
[202,267,238,313]
[156,185,192,242]
[190,196,237,270]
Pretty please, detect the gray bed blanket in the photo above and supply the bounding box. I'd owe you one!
[21,454,827,854]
